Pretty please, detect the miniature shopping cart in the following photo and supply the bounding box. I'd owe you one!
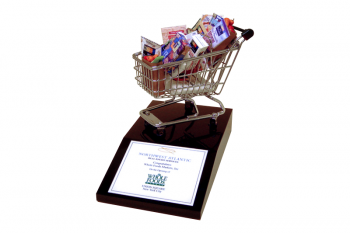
[133,26,254,135]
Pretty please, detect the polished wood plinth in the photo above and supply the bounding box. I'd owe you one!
[96,100,232,220]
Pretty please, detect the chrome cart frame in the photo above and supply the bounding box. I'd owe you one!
[133,26,254,135]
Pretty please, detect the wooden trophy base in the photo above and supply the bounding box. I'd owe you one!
[96,100,232,220]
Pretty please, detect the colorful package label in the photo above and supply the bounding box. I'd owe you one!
[168,30,185,39]
[209,15,220,27]
[192,19,207,36]
[185,31,198,43]
[203,15,230,49]
[201,15,212,29]
[161,25,187,44]
[161,32,190,64]
[144,44,156,56]
[141,36,161,57]
[195,25,206,36]
[190,40,199,54]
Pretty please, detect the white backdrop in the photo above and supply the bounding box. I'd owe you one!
[1,1,349,232]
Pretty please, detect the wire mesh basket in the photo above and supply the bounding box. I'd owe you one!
[133,26,254,135]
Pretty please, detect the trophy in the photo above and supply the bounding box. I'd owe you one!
[97,23,254,220]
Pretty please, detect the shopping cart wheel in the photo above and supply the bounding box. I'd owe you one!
[185,100,194,110]
[209,118,218,133]
[156,127,166,137]
[185,100,194,115]
[210,118,218,127]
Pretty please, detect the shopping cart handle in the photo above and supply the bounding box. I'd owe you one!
[234,26,254,40]
[242,29,254,40]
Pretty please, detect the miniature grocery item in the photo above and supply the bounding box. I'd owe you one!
[184,31,200,71]
[143,54,158,62]
[141,36,161,57]
[185,30,198,43]
[192,19,207,36]
[201,14,212,30]
[161,25,187,44]
[203,15,230,49]
[224,18,235,33]
[161,32,191,64]
[183,33,209,73]
[151,56,164,63]
[189,34,208,57]
[202,13,223,31]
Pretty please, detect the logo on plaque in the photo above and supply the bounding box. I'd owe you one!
[158,147,176,154]
[145,174,168,186]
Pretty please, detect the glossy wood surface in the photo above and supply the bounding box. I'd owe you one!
[97,100,232,220]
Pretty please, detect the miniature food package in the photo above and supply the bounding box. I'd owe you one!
[189,34,209,57]
[192,19,207,36]
[206,13,220,31]
[203,15,230,49]
[161,32,190,65]
[141,36,162,57]
[161,25,187,44]
[185,30,198,43]
[201,14,212,31]
[184,33,208,73]
[151,56,165,64]
[201,13,224,31]
[161,32,191,75]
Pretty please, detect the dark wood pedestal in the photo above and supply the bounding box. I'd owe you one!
[97,100,232,220]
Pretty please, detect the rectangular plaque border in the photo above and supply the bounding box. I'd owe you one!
[108,140,208,206]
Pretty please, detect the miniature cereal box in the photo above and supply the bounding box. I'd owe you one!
[161,32,191,74]
[141,36,161,56]
[184,32,208,73]
[189,34,208,57]
[161,32,190,64]
[185,30,198,43]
